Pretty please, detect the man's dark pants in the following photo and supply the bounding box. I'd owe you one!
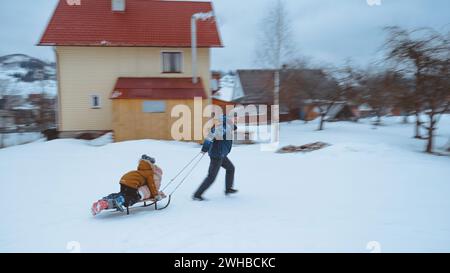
[194,156,235,197]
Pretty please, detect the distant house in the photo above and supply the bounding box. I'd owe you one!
[299,102,321,121]
[3,95,25,110]
[232,69,338,122]
[301,100,360,122]
[11,107,37,128]
[27,94,57,130]
[38,0,222,141]
[27,94,44,104]
[0,110,15,130]
[325,103,359,121]
[358,103,376,118]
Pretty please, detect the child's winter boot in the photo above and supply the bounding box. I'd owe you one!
[91,200,109,216]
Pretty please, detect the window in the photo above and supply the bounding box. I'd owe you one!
[112,0,126,12]
[91,95,101,109]
[162,52,182,73]
[143,101,166,113]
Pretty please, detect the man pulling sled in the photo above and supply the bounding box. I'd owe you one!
[91,114,239,216]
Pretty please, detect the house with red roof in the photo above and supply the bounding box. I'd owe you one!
[39,0,222,141]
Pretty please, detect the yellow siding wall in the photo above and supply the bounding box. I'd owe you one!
[56,46,211,131]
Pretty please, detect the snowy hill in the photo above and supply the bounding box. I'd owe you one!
[0,116,450,252]
[0,54,56,97]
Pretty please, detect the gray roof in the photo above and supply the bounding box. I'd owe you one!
[235,70,274,105]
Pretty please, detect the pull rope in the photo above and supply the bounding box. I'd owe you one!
[168,153,205,196]
[162,152,202,192]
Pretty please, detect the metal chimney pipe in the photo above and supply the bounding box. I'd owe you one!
[191,16,198,84]
[191,12,214,84]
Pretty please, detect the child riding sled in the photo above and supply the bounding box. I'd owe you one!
[91,155,166,216]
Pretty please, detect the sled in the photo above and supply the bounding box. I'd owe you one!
[98,195,172,216]
[123,195,172,215]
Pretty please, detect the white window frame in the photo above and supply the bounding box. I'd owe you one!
[90,94,101,109]
[161,51,183,73]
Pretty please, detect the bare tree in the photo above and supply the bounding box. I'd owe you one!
[287,68,342,130]
[390,73,416,123]
[384,26,450,153]
[334,65,365,121]
[421,57,450,153]
[360,70,399,126]
[314,92,344,131]
[384,27,446,139]
[255,0,295,107]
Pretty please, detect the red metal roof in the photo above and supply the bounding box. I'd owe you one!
[111,77,207,99]
[39,0,222,47]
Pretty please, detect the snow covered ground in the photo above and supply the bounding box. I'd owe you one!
[0,116,450,253]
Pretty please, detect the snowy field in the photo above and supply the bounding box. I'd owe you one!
[0,116,450,253]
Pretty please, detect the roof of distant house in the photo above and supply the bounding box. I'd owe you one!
[111,77,207,99]
[235,70,275,105]
[39,0,222,48]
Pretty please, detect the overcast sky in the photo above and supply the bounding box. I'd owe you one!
[0,0,449,70]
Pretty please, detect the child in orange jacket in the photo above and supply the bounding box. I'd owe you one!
[91,155,165,216]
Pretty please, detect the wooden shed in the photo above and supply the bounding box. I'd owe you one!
[110,77,207,142]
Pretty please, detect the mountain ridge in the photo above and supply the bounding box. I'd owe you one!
[0,54,56,97]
